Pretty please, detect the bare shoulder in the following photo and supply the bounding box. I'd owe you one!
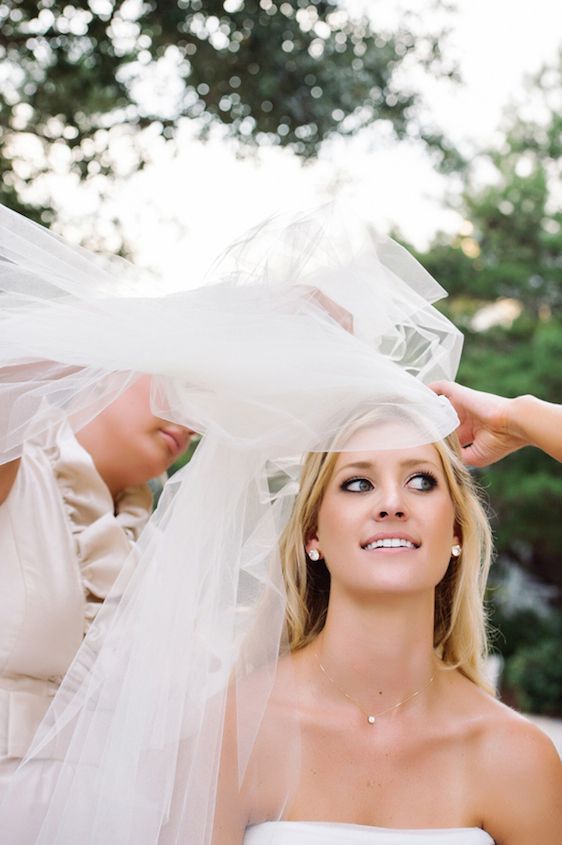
[213,662,291,845]
[466,691,562,843]
[220,656,300,825]
[479,699,561,777]
[454,679,561,777]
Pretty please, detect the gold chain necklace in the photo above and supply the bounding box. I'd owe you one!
[315,653,435,726]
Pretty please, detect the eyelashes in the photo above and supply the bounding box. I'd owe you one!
[340,471,438,494]
[408,471,438,492]
[340,477,373,493]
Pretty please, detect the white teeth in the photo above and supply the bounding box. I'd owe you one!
[363,538,416,550]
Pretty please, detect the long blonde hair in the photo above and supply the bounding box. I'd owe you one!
[279,422,494,693]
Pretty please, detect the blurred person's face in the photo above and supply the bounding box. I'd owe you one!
[77,376,194,493]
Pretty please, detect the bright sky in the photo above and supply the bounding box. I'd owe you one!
[55,0,562,289]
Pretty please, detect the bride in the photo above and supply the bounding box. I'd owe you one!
[215,414,562,844]
[0,202,560,844]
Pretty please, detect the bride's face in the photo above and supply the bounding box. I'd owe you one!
[309,441,460,599]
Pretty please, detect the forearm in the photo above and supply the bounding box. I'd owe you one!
[508,395,562,462]
[0,458,20,505]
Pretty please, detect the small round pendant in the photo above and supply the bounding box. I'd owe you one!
[367,715,376,725]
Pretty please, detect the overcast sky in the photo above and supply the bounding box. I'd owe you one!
[55,0,562,288]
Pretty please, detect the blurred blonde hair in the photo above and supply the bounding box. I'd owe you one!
[279,412,494,693]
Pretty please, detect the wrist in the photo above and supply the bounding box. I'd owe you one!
[507,394,540,446]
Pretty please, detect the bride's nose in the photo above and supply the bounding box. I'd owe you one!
[373,483,407,520]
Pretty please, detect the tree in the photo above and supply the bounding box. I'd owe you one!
[411,53,562,593]
[0,0,461,227]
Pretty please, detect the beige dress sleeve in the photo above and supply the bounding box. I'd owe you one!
[54,435,152,632]
[0,415,152,771]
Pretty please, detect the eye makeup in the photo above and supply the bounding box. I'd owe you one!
[338,468,439,494]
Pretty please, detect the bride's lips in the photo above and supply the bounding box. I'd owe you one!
[360,532,421,551]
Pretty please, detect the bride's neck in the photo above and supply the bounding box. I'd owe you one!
[314,589,437,702]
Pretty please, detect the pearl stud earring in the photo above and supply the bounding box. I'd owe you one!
[308,549,321,561]
[451,544,462,557]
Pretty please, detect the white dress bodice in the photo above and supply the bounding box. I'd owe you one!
[244,821,495,844]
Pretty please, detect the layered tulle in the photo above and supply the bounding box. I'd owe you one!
[0,202,462,843]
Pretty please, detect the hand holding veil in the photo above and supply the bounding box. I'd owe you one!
[0,203,462,843]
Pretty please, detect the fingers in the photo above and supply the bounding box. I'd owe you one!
[427,380,454,397]
[457,443,489,468]
[455,420,476,447]
[428,380,468,408]
[303,287,354,334]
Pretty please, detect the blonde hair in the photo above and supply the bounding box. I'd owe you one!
[279,417,494,694]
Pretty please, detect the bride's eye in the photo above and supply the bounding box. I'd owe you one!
[341,477,373,493]
[408,472,437,492]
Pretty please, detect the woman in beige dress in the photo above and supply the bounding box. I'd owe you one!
[0,375,193,782]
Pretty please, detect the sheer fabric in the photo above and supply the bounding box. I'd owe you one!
[0,203,463,843]
[0,413,151,779]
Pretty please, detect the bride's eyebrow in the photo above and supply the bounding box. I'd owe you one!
[335,457,441,476]
[399,458,441,471]
[335,460,374,475]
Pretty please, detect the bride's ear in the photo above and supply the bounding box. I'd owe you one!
[305,531,322,561]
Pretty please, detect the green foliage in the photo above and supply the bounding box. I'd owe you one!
[464,164,561,313]
[423,57,562,318]
[413,52,562,593]
[455,322,562,593]
[488,604,551,663]
[168,436,200,476]
[488,589,562,716]
[503,617,562,716]
[0,0,460,225]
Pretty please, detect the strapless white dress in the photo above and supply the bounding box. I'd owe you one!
[244,821,495,844]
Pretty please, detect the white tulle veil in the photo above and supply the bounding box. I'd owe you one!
[0,202,462,843]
